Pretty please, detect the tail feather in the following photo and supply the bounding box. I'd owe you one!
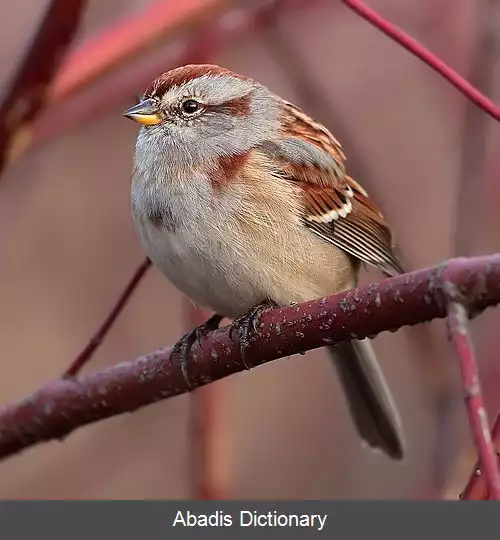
[327,339,404,460]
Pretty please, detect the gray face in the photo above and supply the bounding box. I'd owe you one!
[133,71,281,176]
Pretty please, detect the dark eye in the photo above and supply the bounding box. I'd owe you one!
[181,99,200,115]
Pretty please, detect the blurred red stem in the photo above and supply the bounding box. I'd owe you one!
[0,0,86,173]
[341,0,500,120]
[63,258,151,377]
[454,0,497,255]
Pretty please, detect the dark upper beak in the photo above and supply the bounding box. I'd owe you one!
[123,98,162,126]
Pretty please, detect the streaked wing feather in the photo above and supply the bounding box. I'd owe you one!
[303,180,403,277]
[261,100,403,277]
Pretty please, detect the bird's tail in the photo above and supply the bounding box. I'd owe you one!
[327,339,404,460]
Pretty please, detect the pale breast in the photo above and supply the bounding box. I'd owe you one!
[131,168,357,318]
[137,222,266,317]
[131,176,267,317]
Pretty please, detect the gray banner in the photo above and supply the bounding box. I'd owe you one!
[0,501,493,539]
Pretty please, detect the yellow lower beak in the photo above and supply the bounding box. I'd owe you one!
[123,99,162,126]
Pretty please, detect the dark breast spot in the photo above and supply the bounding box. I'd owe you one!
[145,203,178,232]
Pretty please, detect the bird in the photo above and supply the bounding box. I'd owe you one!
[124,64,404,460]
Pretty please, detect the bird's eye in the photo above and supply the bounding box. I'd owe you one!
[181,99,200,115]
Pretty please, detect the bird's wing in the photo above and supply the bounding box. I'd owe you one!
[261,101,403,277]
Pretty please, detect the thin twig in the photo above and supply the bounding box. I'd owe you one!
[1,255,500,463]
[446,290,500,500]
[63,258,151,377]
[341,0,500,120]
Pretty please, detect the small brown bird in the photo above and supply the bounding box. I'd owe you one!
[124,64,404,459]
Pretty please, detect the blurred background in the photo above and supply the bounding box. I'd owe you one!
[0,0,499,499]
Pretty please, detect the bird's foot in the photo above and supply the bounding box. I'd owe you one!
[169,313,224,388]
[230,300,279,369]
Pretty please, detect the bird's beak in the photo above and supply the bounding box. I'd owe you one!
[123,98,162,126]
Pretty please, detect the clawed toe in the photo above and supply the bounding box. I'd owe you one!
[230,301,279,369]
[168,313,223,388]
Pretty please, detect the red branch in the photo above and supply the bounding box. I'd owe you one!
[0,0,86,172]
[461,413,500,500]
[63,258,151,377]
[0,255,499,463]
[341,0,500,120]
[446,295,500,500]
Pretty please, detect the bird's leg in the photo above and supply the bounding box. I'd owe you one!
[230,300,279,369]
[169,313,224,388]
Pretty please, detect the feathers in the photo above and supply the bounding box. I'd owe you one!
[327,340,404,459]
[303,179,404,277]
[260,100,404,277]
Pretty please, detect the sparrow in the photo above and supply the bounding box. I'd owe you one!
[124,64,404,460]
